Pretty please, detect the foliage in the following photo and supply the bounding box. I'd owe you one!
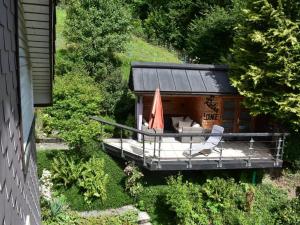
[284,132,300,169]
[186,6,237,63]
[164,175,300,225]
[37,149,133,211]
[41,195,80,225]
[139,0,232,50]
[165,176,209,225]
[80,211,138,225]
[99,69,128,115]
[276,197,300,225]
[64,0,132,80]
[51,156,83,187]
[43,71,103,148]
[124,162,144,200]
[229,0,300,130]
[78,157,109,204]
[51,155,109,204]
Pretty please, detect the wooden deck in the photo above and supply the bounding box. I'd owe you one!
[103,138,282,170]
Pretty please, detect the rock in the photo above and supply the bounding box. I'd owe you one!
[138,211,151,224]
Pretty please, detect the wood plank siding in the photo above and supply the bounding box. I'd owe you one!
[143,95,252,132]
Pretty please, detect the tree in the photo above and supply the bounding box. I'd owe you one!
[186,7,236,64]
[64,0,132,80]
[229,0,300,129]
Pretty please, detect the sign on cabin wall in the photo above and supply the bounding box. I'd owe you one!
[201,96,222,129]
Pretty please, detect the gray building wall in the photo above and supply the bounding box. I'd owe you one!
[0,0,41,224]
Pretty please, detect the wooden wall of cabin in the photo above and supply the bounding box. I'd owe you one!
[142,95,254,132]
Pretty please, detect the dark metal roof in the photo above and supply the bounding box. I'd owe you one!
[129,62,237,95]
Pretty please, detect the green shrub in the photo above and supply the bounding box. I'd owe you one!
[166,176,209,225]
[64,0,132,80]
[164,175,298,225]
[284,133,300,170]
[276,197,300,225]
[41,195,80,225]
[124,162,144,200]
[43,71,103,149]
[51,156,109,204]
[51,156,83,187]
[186,6,237,63]
[79,157,109,204]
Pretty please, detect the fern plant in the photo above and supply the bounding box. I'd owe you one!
[78,157,109,204]
[51,156,83,187]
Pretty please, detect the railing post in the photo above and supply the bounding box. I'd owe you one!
[280,135,286,160]
[120,128,124,158]
[142,134,146,166]
[153,130,157,158]
[218,138,223,168]
[188,135,192,169]
[275,137,282,166]
[100,122,103,140]
[247,138,254,167]
[157,136,162,169]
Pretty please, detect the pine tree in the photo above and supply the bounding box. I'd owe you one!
[229,0,300,130]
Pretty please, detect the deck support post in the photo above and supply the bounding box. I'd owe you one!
[247,138,254,167]
[217,139,224,168]
[157,136,162,169]
[275,137,282,166]
[120,128,124,158]
[142,134,146,166]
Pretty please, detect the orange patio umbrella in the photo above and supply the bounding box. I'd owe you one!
[148,88,164,129]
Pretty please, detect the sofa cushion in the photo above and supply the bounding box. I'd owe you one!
[178,120,192,128]
[192,122,201,128]
[171,117,184,128]
[184,116,193,123]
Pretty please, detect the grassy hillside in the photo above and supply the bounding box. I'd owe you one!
[55,8,181,79]
[117,36,181,80]
[56,7,66,50]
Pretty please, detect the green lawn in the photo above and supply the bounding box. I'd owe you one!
[56,7,66,50]
[117,36,181,80]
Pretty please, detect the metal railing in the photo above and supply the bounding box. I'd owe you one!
[91,116,289,168]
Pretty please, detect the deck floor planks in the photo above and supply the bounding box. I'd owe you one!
[103,138,274,161]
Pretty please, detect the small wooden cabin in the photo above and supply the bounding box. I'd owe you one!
[95,62,286,170]
[129,62,256,133]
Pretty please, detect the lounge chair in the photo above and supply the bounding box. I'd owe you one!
[183,125,224,158]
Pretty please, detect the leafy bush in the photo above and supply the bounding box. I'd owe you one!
[276,197,300,225]
[78,157,109,204]
[164,175,300,225]
[41,195,80,225]
[51,156,83,187]
[43,71,103,148]
[51,156,109,204]
[166,176,209,225]
[186,6,237,63]
[64,0,132,80]
[124,162,144,200]
[283,133,300,170]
